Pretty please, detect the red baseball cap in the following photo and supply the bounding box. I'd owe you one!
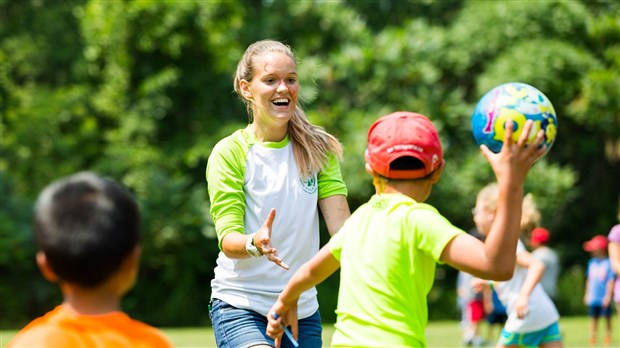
[531,227,550,245]
[365,112,443,179]
[583,235,608,252]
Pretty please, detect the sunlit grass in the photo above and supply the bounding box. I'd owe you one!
[1,316,614,347]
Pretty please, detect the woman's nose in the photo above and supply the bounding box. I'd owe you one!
[276,80,288,92]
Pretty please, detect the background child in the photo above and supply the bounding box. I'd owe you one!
[458,270,486,347]
[473,187,563,348]
[483,283,508,344]
[583,234,615,346]
[7,172,173,348]
[608,220,620,339]
[529,227,561,303]
[266,111,546,347]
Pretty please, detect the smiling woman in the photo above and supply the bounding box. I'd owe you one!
[204,39,351,348]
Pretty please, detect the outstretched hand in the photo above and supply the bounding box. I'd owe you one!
[255,208,289,270]
[481,120,546,186]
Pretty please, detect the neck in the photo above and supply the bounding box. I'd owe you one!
[250,122,288,142]
[379,179,432,202]
[60,283,122,315]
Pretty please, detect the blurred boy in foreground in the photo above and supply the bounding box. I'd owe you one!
[8,172,173,348]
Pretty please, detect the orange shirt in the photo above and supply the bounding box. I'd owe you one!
[7,305,174,347]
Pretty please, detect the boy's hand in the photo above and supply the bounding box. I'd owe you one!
[255,208,289,270]
[481,120,546,186]
[267,301,298,348]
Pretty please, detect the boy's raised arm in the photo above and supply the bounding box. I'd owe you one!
[441,120,547,280]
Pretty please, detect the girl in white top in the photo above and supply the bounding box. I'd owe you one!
[206,39,350,348]
[473,184,563,348]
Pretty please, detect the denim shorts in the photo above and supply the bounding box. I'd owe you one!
[209,298,322,348]
[498,322,561,347]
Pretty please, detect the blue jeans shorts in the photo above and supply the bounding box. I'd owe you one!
[498,322,561,347]
[209,298,322,348]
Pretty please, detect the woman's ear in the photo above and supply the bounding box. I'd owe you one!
[239,79,253,100]
[365,162,375,175]
[36,251,59,283]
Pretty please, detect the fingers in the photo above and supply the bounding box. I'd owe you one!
[502,119,516,150]
[267,253,290,270]
[291,319,299,342]
[267,312,284,345]
[479,144,494,162]
[262,208,276,234]
[257,208,290,269]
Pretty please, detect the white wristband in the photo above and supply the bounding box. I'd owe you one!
[245,233,262,257]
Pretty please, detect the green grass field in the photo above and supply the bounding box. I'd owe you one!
[0,316,613,347]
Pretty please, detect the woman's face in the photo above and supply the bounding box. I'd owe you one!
[472,201,495,237]
[241,52,299,128]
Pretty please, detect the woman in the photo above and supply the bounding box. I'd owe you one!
[206,39,350,348]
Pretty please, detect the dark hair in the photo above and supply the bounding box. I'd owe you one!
[34,172,140,288]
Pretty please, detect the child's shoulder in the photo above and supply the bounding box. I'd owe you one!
[7,309,75,348]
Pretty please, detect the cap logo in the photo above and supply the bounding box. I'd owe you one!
[387,144,423,153]
[431,154,439,169]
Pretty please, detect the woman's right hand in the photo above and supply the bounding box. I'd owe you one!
[256,208,289,270]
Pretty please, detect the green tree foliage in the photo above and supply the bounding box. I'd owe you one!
[1,0,618,327]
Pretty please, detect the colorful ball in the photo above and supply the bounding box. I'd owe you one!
[471,82,557,154]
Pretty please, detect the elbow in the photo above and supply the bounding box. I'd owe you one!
[487,266,515,281]
[491,271,514,282]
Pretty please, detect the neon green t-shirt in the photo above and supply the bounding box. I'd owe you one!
[329,193,464,347]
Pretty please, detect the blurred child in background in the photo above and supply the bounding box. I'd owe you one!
[606,201,620,338]
[473,187,563,348]
[529,227,560,304]
[483,284,508,344]
[458,270,486,347]
[583,235,615,346]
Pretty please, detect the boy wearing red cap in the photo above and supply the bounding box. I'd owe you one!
[266,111,546,347]
[583,235,615,346]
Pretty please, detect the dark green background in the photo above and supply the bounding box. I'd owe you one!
[1,0,619,328]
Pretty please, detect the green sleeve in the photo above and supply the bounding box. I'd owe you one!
[411,205,464,264]
[206,132,248,250]
[318,153,348,199]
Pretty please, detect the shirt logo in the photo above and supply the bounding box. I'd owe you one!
[300,175,318,194]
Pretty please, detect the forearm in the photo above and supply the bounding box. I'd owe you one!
[603,280,614,306]
[519,260,544,299]
[279,246,340,305]
[484,183,524,278]
[221,232,253,259]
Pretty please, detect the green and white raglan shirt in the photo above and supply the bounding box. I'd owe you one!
[328,193,464,347]
[206,126,347,318]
